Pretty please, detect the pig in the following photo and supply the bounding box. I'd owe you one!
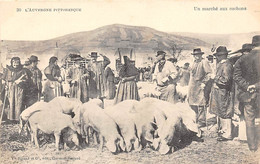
[47,96,82,117]
[140,98,200,135]
[19,97,82,135]
[19,101,48,134]
[118,100,166,150]
[79,103,125,153]
[140,98,202,154]
[105,100,140,152]
[156,110,188,154]
[28,109,79,150]
[72,99,103,137]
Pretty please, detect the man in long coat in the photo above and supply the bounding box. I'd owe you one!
[233,35,260,152]
[87,52,105,105]
[26,55,42,104]
[188,48,212,128]
[209,46,234,141]
[66,60,89,103]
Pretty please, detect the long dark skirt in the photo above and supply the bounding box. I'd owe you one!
[106,81,116,100]
[114,80,140,104]
[8,84,25,121]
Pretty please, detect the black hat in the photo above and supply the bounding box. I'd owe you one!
[213,46,231,56]
[29,55,39,62]
[229,43,253,55]
[184,62,190,66]
[206,55,214,59]
[167,57,178,63]
[89,52,98,58]
[191,48,204,55]
[156,51,166,57]
[252,35,260,46]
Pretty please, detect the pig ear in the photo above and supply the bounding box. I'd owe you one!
[150,121,158,130]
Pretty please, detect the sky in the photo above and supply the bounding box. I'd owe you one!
[0,0,260,40]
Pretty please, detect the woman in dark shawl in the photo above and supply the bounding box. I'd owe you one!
[43,56,63,102]
[3,57,30,121]
[114,56,140,104]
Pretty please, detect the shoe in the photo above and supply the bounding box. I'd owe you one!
[217,136,230,142]
[249,147,258,152]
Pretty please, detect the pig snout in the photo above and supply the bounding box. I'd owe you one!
[158,140,171,155]
[106,139,117,153]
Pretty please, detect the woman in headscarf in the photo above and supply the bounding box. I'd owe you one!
[43,56,63,102]
[114,56,140,104]
[103,56,116,99]
[3,57,30,121]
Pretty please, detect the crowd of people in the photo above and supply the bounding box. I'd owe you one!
[149,35,259,152]
[0,35,259,153]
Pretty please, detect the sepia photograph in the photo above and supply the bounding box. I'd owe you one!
[0,0,260,163]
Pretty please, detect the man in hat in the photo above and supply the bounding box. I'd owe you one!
[233,35,260,152]
[67,59,89,103]
[27,55,42,103]
[208,46,234,141]
[188,48,212,128]
[229,43,253,65]
[87,52,105,106]
[153,51,179,103]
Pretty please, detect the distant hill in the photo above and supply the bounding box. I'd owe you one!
[1,24,259,68]
[1,24,209,58]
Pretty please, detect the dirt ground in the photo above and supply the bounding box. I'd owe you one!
[0,100,260,164]
[0,121,259,164]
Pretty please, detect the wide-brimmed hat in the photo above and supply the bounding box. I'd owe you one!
[229,43,253,55]
[156,51,166,57]
[184,62,190,66]
[89,52,99,58]
[191,48,204,55]
[29,55,40,62]
[167,57,178,63]
[252,35,260,46]
[213,46,231,56]
[206,55,214,59]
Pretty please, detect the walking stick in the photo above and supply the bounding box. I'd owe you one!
[205,105,208,130]
[0,85,8,126]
